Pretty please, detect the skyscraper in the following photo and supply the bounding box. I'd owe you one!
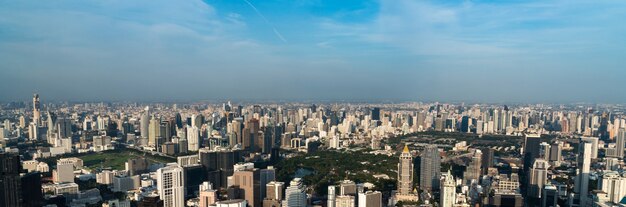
[187,126,200,151]
[616,129,626,158]
[260,167,276,201]
[523,134,542,173]
[32,94,41,126]
[419,145,441,191]
[571,142,592,207]
[263,181,284,207]
[542,184,558,207]
[140,110,149,140]
[157,163,185,207]
[481,147,494,175]
[148,116,160,147]
[371,107,380,121]
[54,159,75,183]
[21,172,44,207]
[396,145,417,201]
[463,149,482,185]
[198,148,242,189]
[0,152,22,207]
[357,191,382,207]
[580,136,599,159]
[599,171,626,204]
[440,170,456,207]
[528,159,550,199]
[285,178,307,207]
[232,169,261,207]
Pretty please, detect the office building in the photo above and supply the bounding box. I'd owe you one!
[571,142,592,207]
[440,170,456,207]
[357,191,381,207]
[157,163,185,207]
[419,145,441,191]
[285,178,307,207]
[1,153,22,207]
[528,159,550,199]
[396,145,417,201]
[463,149,482,185]
[542,184,558,207]
[231,169,261,207]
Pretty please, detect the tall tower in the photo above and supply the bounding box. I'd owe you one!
[140,108,149,140]
[157,163,185,207]
[419,145,441,191]
[617,129,626,158]
[571,142,592,207]
[148,116,160,147]
[440,170,456,207]
[32,94,41,126]
[396,145,417,201]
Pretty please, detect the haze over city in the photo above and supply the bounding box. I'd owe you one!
[2,0,626,102]
[3,1,626,207]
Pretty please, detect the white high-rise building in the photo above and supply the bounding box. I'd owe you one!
[140,112,149,139]
[440,170,456,207]
[580,136,599,159]
[285,178,307,207]
[357,191,381,207]
[187,125,200,151]
[157,163,185,207]
[599,171,626,204]
[396,145,418,201]
[328,185,336,207]
[529,159,550,198]
[54,159,75,183]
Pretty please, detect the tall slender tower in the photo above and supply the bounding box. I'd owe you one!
[32,94,41,126]
[396,145,418,201]
[571,142,592,207]
[617,129,626,158]
[420,145,441,191]
[140,107,149,140]
[440,170,456,207]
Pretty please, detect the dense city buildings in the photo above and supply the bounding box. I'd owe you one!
[1,94,626,206]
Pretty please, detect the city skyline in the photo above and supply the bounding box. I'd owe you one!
[2,0,626,102]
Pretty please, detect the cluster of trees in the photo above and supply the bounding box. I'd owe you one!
[276,150,398,196]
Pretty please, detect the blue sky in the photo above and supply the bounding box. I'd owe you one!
[1,0,625,103]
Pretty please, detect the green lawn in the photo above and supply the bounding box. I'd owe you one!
[76,149,176,170]
[40,148,176,171]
